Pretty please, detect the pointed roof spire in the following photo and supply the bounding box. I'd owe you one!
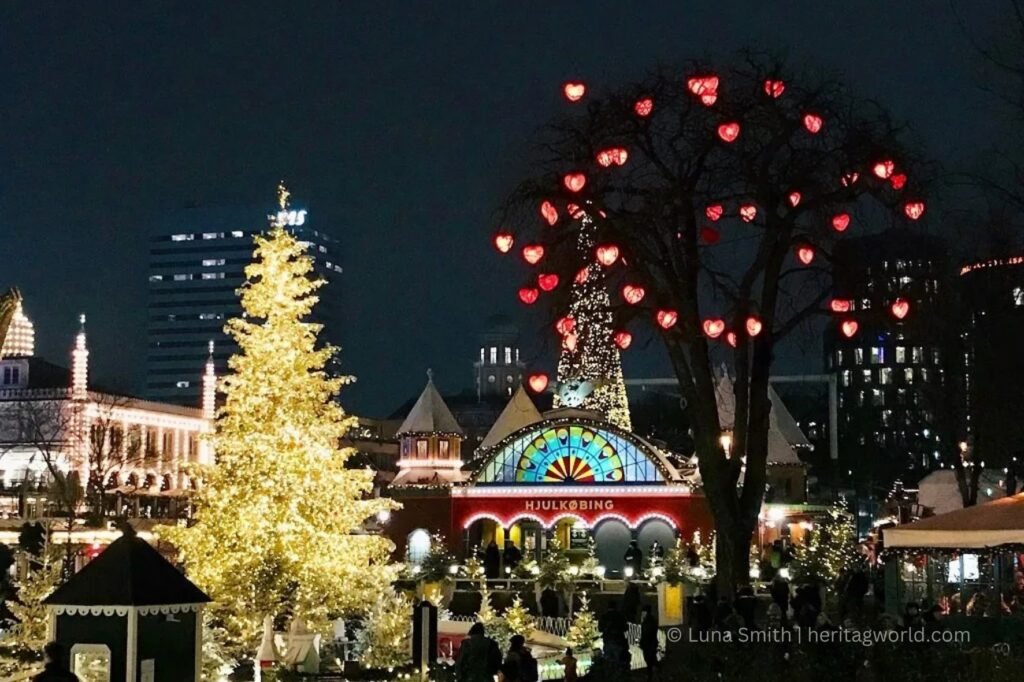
[480,384,543,450]
[396,372,463,436]
[277,181,291,210]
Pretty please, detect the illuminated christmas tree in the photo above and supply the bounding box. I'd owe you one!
[792,506,864,590]
[503,595,536,638]
[355,589,412,669]
[0,549,63,675]
[161,185,398,660]
[554,213,632,430]
[566,592,600,651]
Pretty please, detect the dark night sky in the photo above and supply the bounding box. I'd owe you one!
[0,2,1009,416]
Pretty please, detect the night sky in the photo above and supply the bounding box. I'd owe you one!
[0,2,1009,416]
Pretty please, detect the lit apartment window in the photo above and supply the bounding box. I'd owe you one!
[489,347,497,364]
[171,233,193,241]
[201,258,225,267]
[904,368,914,383]
[479,347,485,362]
[198,313,223,320]
[862,369,872,384]
[895,346,906,363]
[879,368,893,385]
[504,347,512,364]
[835,349,844,366]
[231,230,245,238]
[1014,287,1024,306]
[173,274,191,281]
[175,381,190,388]
[931,349,941,365]
[870,347,884,365]
[201,272,225,280]
[841,370,851,387]
[202,232,223,239]
[912,347,923,364]
[853,348,864,365]
[872,389,884,406]
[149,275,163,282]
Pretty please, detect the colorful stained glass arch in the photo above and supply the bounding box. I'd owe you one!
[476,423,665,484]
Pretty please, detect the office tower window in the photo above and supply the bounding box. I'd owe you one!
[171,234,193,241]
[872,389,884,406]
[912,347,924,364]
[854,348,864,365]
[202,258,225,267]
[870,347,885,364]
[895,346,906,363]
[504,347,512,364]
[862,369,872,384]
[880,368,893,385]
[841,370,851,387]
[489,347,497,364]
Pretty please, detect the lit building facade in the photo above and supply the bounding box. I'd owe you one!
[473,315,526,399]
[825,230,955,490]
[0,316,213,519]
[145,200,342,405]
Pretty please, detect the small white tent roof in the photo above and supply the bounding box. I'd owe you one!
[396,373,463,436]
[714,372,807,465]
[884,493,1024,549]
[479,385,543,450]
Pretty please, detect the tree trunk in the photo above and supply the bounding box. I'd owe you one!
[714,517,752,600]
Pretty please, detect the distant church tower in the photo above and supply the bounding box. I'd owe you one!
[474,315,525,399]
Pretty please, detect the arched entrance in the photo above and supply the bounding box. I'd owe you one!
[637,517,677,558]
[593,517,631,576]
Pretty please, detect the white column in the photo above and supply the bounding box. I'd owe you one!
[126,607,138,682]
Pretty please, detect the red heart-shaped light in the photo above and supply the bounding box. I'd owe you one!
[904,201,926,220]
[595,244,620,267]
[614,331,633,350]
[596,147,628,168]
[831,213,851,233]
[891,299,910,320]
[540,200,559,226]
[687,75,720,106]
[538,273,559,292]
[493,232,514,254]
[873,160,895,179]
[700,226,720,244]
[841,172,860,187]
[567,203,584,219]
[702,318,725,339]
[562,333,578,352]
[634,97,654,117]
[830,299,852,313]
[575,267,589,284]
[717,122,741,143]
[788,192,802,208]
[797,246,815,265]
[739,204,757,223]
[802,113,823,134]
[726,332,738,348]
[746,316,763,337]
[706,204,724,222]
[563,172,587,193]
[656,309,679,329]
[763,79,786,98]
[890,173,907,190]
[622,284,646,305]
[555,316,575,336]
[518,287,539,305]
[563,82,586,102]
[528,373,549,393]
[522,244,545,265]
[841,320,859,338]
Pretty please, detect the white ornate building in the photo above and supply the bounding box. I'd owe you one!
[0,315,214,518]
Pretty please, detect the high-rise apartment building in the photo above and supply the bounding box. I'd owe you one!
[146,200,342,404]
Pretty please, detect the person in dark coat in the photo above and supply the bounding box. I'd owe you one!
[639,605,660,680]
[598,601,630,665]
[483,540,501,579]
[455,622,502,682]
[503,541,522,573]
[502,634,539,682]
[623,540,643,577]
[32,642,79,682]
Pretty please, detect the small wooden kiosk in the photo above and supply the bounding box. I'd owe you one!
[44,534,211,682]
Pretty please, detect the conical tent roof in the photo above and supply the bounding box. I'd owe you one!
[44,534,210,607]
[479,385,543,450]
[396,373,463,436]
[714,372,807,465]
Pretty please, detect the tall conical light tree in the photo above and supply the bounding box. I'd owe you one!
[554,213,632,430]
[161,185,398,660]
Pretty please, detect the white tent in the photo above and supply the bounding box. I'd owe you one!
[884,493,1024,549]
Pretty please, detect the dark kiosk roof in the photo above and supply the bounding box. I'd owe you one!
[44,535,211,607]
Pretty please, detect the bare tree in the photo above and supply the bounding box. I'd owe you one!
[498,55,931,595]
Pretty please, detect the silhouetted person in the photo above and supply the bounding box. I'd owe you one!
[598,601,629,665]
[484,540,500,579]
[623,540,643,577]
[33,642,78,682]
[639,605,659,680]
[502,634,538,682]
[560,647,578,682]
[455,622,502,682]
[503,541,522,573]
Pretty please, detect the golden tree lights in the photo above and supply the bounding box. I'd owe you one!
[160,207,398,661]
[553,212,632,431]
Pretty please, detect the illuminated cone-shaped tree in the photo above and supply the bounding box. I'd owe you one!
[554,213,632,430]
[566,592,600,651]
[792,506,864,590]
[495,57,930,596]
[0,549,63,674]
[355,589,413,669]
[162,188,398,660]
[504,595,536,637]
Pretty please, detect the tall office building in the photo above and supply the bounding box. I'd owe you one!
[146,197,342,405]
[825,230,955,491]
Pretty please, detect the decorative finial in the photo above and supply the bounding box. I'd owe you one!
[207,340,215,357]
[426,368,434,383]
[78,314,86,331]
[277,181,291,210]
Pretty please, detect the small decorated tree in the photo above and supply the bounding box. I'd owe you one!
[0,548,63,675]
[475,583,511,648]
[566,592,600,651]
[537,536,576,610]
[792,506,864,590]
[355,590,413,669]
[581,536,601,578]
[412,533,457,606]
[504,596,536,638]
